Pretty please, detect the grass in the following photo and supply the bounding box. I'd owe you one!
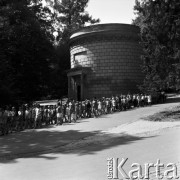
[143,106,180,122]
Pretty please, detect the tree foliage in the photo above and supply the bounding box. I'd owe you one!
[0,0,58,105]
[46,0,100,42]
[133,0,180,92]
[0,0,100,105]
[45,0,100,97]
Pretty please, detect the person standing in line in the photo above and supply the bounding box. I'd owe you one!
[81,101,86,118]
[101,97,106,114]
[132,94,136,107]
[115,96,119,111]
[78,102,82,119]
[24,105,30,129]
[49,106,54,125]
[40,106,44,127]
[141,94,145,107]
[84,100,88,118]
[91,98,97,118]
[69,100,73,122]
[148,94,152,105]
[62,104,68,123]
[34,104,40,128]
[56,102,63,125]
[105,98,109,114]
[3,107,9,135]
[122,96,126,111]
[6,106,12,133]
[137,94,140,107]
[18,106,24,131]
[0,108,6,135]
[118,96,122,111]
[126,95,130,109]
[66,103,71,123]
[97,99,102,116]
[52,105,56,124]
[10,107,16,131]
[37,105,43,128]
[43,106,48,126]
[28,105,34,128]
[71,100,76,122]
[144,94,148,106]
[31,104,36,128]
[86,100,92,118]
[74,101,79,122]
[111,97,116,112]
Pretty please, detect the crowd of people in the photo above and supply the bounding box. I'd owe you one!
[0,93,166,136]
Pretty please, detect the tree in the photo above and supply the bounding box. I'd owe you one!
[46,0,100,42]
[133,0,180,93]
[45,0,100,97]
[0,0,58,105]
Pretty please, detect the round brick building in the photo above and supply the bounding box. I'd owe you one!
[67,23,143,101]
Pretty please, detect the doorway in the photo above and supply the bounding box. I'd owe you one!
[77,85,81,101]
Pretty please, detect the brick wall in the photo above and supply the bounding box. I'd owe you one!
[70,40,143,98]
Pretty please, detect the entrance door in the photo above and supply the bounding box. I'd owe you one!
[77,85,81,101]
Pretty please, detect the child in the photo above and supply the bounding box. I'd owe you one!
[56,103,63,125]
[97,99,102,116]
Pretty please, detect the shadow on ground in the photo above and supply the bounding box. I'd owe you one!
[2,95,179,164]
[0,126,155,164]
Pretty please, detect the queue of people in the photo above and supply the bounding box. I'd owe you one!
[0,93,166,136]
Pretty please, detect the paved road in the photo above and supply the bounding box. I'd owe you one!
[0,96,180,180]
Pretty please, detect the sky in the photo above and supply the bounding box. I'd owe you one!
[86,0,136,24]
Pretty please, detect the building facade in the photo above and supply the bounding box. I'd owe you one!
[67,23,143,101]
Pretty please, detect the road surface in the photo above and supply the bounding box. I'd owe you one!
[0,96,180,180]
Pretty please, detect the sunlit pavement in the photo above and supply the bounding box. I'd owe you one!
[0,96,180,180]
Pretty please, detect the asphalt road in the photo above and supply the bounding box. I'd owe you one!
[0,96,180,180]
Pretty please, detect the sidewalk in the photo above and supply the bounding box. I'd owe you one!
[0,96,180,180]
[0,96,180,161]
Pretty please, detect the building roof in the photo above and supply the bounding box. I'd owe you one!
[70,23,139,43]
